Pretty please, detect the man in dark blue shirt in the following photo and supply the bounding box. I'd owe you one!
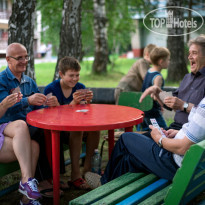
[141,35,205,131]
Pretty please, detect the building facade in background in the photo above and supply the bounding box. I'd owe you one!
[0,0,41,58]
[0,0,11,57]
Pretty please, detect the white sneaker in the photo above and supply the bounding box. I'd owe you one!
[84,172,102,189]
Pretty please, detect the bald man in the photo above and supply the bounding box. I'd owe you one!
[0,43,54,197]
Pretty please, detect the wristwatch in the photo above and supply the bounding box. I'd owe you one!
[183,102,189,112]
[158,137,163,148]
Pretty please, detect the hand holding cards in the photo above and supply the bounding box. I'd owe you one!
[150,118,166,138]
[159,91,173,102]
[12,86,22,102]
[159,91,173,111]
[76,89,92,104]
[44,93,52,106]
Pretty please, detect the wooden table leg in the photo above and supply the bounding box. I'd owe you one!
[51,130,60,205]
[108,130,114,158]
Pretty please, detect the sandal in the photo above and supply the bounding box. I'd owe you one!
[39,188,64,198]
[84,172,102,189]
[68,178,90,190]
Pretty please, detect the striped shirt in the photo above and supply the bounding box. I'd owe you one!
[173,97,205,167]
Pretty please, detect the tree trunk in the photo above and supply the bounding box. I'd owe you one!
[92,0,109,74]
[186,0,193,44]
[53,0,82,81]
[166,0,188,83]
[8,0,36,80]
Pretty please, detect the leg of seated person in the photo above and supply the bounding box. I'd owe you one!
[0,137,31,204]
[30,140,40,178]
[69,131,90,189]
[29,127,52,180]
[69,131,83,181]
[3,120,38,183]
[83,131,100,174]
[1,120,41,202]
[28,126,55,199]
[101,132,179,184]
[0,137,16,162]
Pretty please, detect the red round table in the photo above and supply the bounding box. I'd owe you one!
[26,104,144,205]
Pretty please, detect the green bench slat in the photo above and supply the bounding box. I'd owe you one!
[0,161,20,197]
[70,140,205,205]
[0,182,19,198]
[164,140,205,205]
[116,179,170,205]
[69,172,145,205]
[138,185,171,205]
[91,174,158,205]
[184,181,205,205]
[0,161,19,177]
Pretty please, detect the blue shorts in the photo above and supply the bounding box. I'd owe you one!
[0,123,9,150]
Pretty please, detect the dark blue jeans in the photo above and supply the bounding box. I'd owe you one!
[101,132,179,184]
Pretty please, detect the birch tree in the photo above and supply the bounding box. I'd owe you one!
[53,0,82,80]
[166,0,188,82]
[8,0,36,80]
[92,0,109,74]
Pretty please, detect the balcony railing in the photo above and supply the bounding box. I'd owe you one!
[0,39,7,50]
[0,10,11,20]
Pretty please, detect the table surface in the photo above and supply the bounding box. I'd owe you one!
[26,104,144,131]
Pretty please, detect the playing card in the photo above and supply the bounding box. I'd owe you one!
[46,93,52,98]
[12,86,21,94]
[76,89,89,94]
[159,91,172,102]
[44,93,52,106]
[76,109,89,113]
[150,118,166,138]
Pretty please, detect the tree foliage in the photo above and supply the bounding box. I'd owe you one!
[36,0,162,76]
[37,0,153,58]
[36,0,63,54]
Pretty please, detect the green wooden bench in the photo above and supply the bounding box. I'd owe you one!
[0,161,20,197]
[69,139,205,205]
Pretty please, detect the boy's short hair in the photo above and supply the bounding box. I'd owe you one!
[143,44,157,57]
[188,35,205,56]
[150,47,170,66]
[59,56,81,74]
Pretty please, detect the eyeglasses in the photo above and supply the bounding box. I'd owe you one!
[9,56,30,62]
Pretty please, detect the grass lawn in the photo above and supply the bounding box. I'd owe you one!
[34,57,183,87]
[35,58,137,87]
[1,57,185,87]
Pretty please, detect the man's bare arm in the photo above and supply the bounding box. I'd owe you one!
[139,85,163,106]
